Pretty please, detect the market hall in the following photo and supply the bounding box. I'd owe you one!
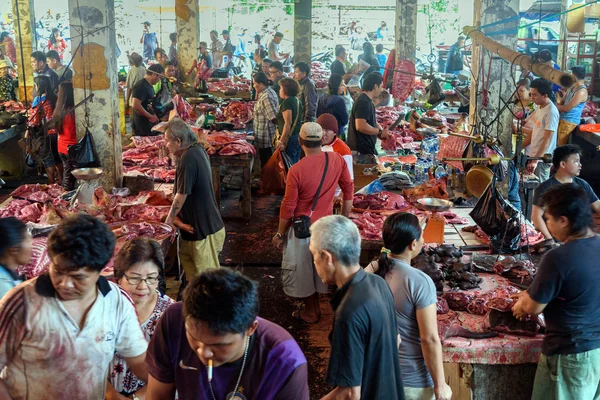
[1,0,600,398]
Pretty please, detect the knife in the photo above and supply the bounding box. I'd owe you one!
[388,113,406,132]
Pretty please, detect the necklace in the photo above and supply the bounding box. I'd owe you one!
[208,335,250,400]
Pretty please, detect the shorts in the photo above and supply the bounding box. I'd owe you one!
[179,228,226,279]
[532,348,600,400]
[43,134,62,168]
[281,226,328,298]
[558,120,578,146]
[403,386,434,400]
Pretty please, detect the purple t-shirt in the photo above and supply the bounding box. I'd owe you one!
[146,303,309,400]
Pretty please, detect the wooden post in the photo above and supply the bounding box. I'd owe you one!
[12,0,36,105]
[557,0,569,68]
[175,0,200,93]
[468,0,483,129]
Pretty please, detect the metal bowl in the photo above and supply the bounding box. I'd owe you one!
[72,168,103,181]
[416,198,453,212]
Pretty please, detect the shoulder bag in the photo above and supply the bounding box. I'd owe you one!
[292,152,329,239]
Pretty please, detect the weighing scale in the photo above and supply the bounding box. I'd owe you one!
[71,168,103,205]
[417,198,454,244]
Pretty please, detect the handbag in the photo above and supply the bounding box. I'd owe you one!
[274,97,301,147]
[292,152,329,239]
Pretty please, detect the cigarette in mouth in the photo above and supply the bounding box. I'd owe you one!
[208,359,213,381]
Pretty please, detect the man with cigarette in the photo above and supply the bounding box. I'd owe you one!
[145,268,309,400]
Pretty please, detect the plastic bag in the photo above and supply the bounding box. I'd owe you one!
[470,177,521,253]
[68,129,100,168]
[355,179,385,195]
[260,149,287,195]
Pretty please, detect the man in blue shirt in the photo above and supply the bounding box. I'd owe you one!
[444,36,466,75]
[513,184,600,400]
[140,21,158,63]
[375,44,387,75]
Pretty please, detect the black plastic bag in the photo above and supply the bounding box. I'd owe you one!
[68,129,100,168]
[470,177,521,253]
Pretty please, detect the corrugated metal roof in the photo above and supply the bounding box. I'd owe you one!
[523,0,563,20]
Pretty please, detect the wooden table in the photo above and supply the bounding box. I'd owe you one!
[210,153,253,219]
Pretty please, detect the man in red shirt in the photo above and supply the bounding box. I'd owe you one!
[272,122,354,323]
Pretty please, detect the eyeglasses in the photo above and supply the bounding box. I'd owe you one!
[123,274,159,286]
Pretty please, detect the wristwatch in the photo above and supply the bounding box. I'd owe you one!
[275,232,285,239]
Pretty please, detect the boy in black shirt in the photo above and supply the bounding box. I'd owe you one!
[348,72,389,164]
[532,144,600,239]
[309,215,405,400]
[513,184,600,399]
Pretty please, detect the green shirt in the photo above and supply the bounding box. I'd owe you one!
[276,96,303,138]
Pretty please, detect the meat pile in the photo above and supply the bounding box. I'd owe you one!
[376,107,406,131]
[391,60,416,102]
[207,78,251,94]
[122,139,169,168]
[352,191,411,211]
[216,101,255,128]
[205,131,255,156]
[436,135,469,171]
[402,178,448,202]
[582,101,598,118]
[380,126,416,152]
[0,199,44,223]
[2,100,25,112]
[350,212,387,240]
[112,221,172,241]
[468,224,545,248]
[10,184,65,202]
[412,244,482,292]
[172,95,197,124]
[311,61,330,90]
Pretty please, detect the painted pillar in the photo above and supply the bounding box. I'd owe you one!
[68,0,122,189]
[395,0,418,63]
[175,0,199,92]
[473,0,520,156]
[469,0,482,129]
[557,0,569,68]
[12,0,36,104]
[294,0,312,64]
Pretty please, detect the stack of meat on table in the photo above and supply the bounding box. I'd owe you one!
[0,184,174,279]
[207,78,251,95]
[215,101,255,129]
[123,126,255,182]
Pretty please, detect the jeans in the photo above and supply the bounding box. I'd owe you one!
[532,348,600,400]
[285,135,301,165]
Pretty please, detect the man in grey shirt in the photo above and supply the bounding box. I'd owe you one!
[294,61,317,123]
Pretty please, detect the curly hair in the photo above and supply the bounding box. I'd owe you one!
[183,268,259,335]
[48,214,115,272]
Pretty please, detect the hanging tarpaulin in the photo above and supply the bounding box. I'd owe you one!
[392,59,416,103]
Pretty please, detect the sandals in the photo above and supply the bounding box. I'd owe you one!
[292,308,320,324]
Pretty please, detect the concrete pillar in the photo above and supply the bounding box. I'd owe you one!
[469,0,483,129]
[68,0,122,189]
[12,0,36,104]
[472,0,520,156]
[557,0,569,68]
[175,0,199,92]
[395,0,418,63]
[294,0,312,64]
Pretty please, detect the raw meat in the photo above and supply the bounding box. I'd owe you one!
[121,204,170,222]
[350,212,387,241]
[222,101,255,125]
[391,60,416,102]
[489,309,541,337]
[10,184,65,202]
[582,101,598,118]
[219,142,256,156]
[39,202,62,226]
[487,297,515,312]
[311,61,330,90]
[442,292,474,311]
[0,200,43,223]
[352,191,410,211]
[466,298,489,315]
[402,178,448,202]
[436,297,450,314]
[207,79,251,94]
[437,135,470,172]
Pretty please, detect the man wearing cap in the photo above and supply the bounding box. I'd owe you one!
[209,30,224,68]
[197,42,213,69]
[269,32,289,63]
[140,21,158,63]
[126,52,146,113]
[0,58,16,102]
[318,113,354,188]
[272,122,353,324]
[131,64,163,136]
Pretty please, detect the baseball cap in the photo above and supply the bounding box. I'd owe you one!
[222,30,229,35]
[299,122,323,141]
[142,21,151,26]
[274,32,284,38]
[316,113,338,135]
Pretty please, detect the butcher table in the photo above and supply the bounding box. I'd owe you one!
[210,153,253,219]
